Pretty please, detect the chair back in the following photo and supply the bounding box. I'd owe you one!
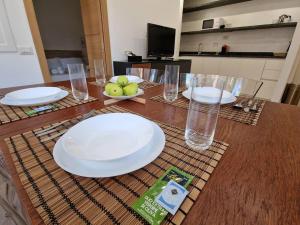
[126,68,164,83]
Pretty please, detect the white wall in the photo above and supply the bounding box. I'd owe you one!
[180,27,295,53]
[34,0,84,50]
[183,0,300,23]
[0,0,44,88]
[181,0,300,53]
[107,0,184,61]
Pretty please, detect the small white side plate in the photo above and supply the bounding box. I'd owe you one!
[103,88,144,100]
[54,122,165,178]
[110,75,144,84]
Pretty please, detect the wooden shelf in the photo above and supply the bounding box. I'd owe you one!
[181,22,297,35]
[183,0,252,13]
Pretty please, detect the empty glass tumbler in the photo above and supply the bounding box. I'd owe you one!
[94,59,106,86]
[163,65,179,102]
[68,64,89,101]
[185,75,226,150]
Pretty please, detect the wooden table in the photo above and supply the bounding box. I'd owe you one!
[0,80,299,225]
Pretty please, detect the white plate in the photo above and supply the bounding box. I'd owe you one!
[0,90,68,107]
[5,87,62,101]
[182,87,237,105]
[53,121,165,177]
[62,113,154,161]
[110,75,144,84]
[103,88,144,100]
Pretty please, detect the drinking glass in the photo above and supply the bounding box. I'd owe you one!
[185,74,226,150]
[163,65,180,102]
[225,76,263,97]
[126,67,143,78]
[67,64,89,101]
[94,59,106,86]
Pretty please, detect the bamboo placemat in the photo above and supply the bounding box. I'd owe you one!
[5,105,228,225]
[0,87,97,126]
[90,81,160,90]
[151,93,265,126]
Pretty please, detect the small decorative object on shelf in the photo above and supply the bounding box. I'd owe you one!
[278,14,292,23]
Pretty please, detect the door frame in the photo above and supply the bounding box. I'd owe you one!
[23,0,51,82]
[23,0,112,82]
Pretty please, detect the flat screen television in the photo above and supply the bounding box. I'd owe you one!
[147,23,176,58]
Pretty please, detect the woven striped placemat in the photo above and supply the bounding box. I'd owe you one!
[90,81,160,90]
[0,87,97,126]
[5,105,228,225]
[151,93,265,126]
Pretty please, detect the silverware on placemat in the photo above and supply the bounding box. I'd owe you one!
[39,110,97,142]
[250,100,259,112]
[233,82,263,112]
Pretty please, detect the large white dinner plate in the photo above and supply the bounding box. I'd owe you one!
[182,87,237,105]
[62,113,154,161]
[103,88,144,100]
[5,87,62,101]
[0,90,68,107]
[110,75,144,84]
[53,121,165,177]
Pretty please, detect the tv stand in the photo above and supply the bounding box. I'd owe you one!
[113,59,191,75]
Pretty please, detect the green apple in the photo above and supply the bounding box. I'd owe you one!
[127,82,138,89]
[116,76,129,87]
[104,83,115,94]
[109,84,123,96]
[123,83,138,96]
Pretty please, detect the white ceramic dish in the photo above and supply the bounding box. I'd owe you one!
[62,113,154,161]
[53,121,165,177]
[5,87,62,101]
[182,87,237,105]
[0,90,68,107]
[110,75,144,84]
[103,88,144,100]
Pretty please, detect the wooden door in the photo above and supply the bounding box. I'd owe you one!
[80,0,112,78]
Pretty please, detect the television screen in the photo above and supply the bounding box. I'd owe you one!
[147,23,176,57]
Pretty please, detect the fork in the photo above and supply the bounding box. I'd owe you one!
[39,110,97,142]
[233,99,248,109]
[250,100,259,112]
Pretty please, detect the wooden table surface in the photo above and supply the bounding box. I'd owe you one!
[0,80,299,225]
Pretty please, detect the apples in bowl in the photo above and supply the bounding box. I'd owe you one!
[103,76,144,99]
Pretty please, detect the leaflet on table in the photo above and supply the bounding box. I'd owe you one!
[132,166,194,225]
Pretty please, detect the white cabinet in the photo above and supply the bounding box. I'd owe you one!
[179,56,285,100]
[261,70,281,80]
[264,59,284,70]
[261,59,284,81]
[0,0,16,52]
[257,80,277,99]
[239,59,265,80]
[218,58,240,76]
[201,57,221,74]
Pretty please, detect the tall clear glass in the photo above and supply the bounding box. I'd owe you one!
[224,76,263,97]
[67,64,89,101]
[163,65,179,102]
[126,67,143,78]
[94,59,106,86]
[185,75,226,150]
